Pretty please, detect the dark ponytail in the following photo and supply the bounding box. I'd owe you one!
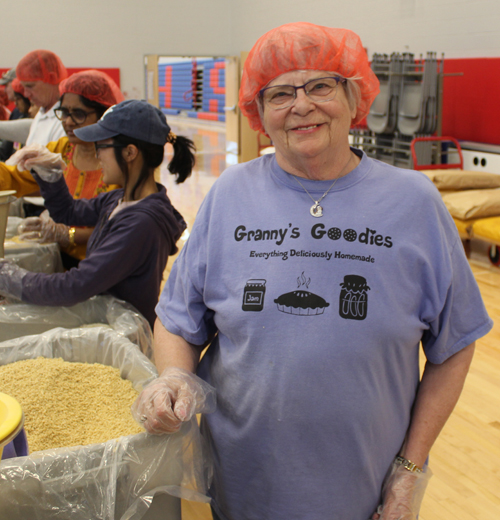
[112,133,196,200]
[167,134,196,184]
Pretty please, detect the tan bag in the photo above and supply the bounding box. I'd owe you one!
[421,169,500,190]
[442,189,500,219]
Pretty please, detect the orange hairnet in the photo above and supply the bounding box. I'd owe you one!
[239,22,380,132]
[11,78,25,96]
[59,70,124,107]
[16,50,67,85]
[0,87,8,106]
[0,88,8,121]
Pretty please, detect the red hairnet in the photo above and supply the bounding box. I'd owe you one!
[59,70,124,107]
[0,87,8,106]
[239,22,380,131]
[11,78,25,96]
[16,50,67,85]
[0,88,8,120]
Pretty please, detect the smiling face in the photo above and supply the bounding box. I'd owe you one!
[261,70,357,177]
[59,93,100,145]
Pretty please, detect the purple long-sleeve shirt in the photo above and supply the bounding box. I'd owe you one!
[21,175,186,327]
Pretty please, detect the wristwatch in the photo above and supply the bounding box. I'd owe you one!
[395,456,423,473]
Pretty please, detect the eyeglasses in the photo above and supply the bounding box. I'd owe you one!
[94,143,124,156]
[55,107,96,125]
[259,76,347,110]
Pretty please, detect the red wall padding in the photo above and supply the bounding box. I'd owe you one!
[442,58,500,145]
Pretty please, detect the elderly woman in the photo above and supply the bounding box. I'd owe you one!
[133,23,492,520]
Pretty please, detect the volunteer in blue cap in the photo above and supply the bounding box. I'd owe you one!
[0,100,195,327]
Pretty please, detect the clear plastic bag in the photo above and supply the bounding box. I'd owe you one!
[5,215,64,274]
[0,295,154,359]
[2,239,64,274]
[0,327,212,520]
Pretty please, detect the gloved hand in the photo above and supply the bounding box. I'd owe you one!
[18,210,70,247]
[132,367,216,434]
[9,144,65,182]
[0,259,27,302]
[371,460,432,520]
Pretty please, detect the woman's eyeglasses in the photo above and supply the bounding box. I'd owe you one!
[55,107,96,125]
[259,76,347,110]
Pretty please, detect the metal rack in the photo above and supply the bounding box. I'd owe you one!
[353,52,446,168]
[350,130,414,168]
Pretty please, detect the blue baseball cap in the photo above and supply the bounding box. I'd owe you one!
[74,99,171,146]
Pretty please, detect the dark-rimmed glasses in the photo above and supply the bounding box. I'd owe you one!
[259,76,347,110]
[55,107,96,125]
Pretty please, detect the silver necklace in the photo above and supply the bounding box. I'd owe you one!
[292,153,353,217]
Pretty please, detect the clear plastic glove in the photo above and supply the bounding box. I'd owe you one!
[18,210,70,247]
[132,367,216,434]
[371,461,432,520]
[0,259,27,301]
[9,143,65,182]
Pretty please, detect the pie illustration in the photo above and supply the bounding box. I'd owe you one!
[274,290,330,316]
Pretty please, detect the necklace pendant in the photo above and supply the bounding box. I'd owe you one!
[310,203,323,217]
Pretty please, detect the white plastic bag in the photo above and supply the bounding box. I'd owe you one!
[0,295,154,358]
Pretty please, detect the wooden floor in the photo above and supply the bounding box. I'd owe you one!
[160,120,500,520]
[418,247,500,520]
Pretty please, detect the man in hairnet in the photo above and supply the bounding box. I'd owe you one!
[0,51,67,150]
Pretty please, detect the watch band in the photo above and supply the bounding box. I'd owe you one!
[395,456,423,473]
[68,227,76,247]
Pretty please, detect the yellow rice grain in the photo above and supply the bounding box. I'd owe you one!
[0,357,143,453]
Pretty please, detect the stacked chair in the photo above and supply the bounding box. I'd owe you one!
[366,53,403,134]
[352,52,442,168]
[398,52,439,136]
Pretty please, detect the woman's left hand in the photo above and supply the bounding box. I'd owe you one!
[18,210,70,247]
[371,463,432,520]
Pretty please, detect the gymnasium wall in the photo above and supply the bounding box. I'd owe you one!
[2,0,500,143]
[0,0,231,100]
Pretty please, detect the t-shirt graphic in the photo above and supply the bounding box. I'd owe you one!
[274,272,330,316]
[339,274,370,320]
[242,279,267,311]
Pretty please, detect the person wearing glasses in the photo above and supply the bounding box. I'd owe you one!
[0,99,194,328]
[1,69,123,268]
[132,23,492,520]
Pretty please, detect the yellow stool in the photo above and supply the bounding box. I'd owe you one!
[0,392,24,459]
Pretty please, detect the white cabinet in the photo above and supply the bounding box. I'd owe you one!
[460,142,500,174]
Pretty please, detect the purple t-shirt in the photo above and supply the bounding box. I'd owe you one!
[157,151,492,520]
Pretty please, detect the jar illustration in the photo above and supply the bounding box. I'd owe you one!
[339,275,370,320]
[242,279,267,312]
